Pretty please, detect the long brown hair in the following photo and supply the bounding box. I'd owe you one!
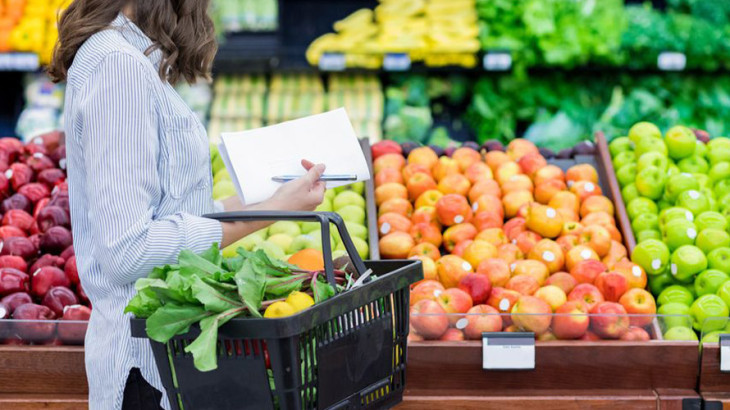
[48,0,217,85]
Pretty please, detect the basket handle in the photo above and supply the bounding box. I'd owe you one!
[204,211,369,293]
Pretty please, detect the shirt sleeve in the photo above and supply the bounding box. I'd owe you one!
[79,52,222,287]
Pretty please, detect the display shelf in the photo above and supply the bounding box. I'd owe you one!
[0,393,88,409]
[699,343,730,408]
[0,346,87,396]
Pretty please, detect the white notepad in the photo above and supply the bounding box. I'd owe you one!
[218,108,371,205]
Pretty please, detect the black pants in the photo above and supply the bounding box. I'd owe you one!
[122,368,164,410]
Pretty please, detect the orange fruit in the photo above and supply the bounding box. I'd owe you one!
[288,249,325,271]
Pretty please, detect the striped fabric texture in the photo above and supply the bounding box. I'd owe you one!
[64,14,222,410]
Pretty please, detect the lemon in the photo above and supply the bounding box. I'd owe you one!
[264,301,295,318]
[285,292,315,313]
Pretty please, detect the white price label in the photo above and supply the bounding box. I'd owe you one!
[721,335,730,373]
[0,53,40,71]
[483,52,512,71]
[658,52,686,71]
[318,53,346,72]
[383,53,411,72]
[482,332,535,370]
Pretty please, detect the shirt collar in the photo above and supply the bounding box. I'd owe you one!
[109,13,163,70]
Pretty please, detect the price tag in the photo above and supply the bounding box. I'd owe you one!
[383,53,411,71]
[318,52,346,72]
[720,335,730,373]
[658,52,686,71]
[483,52,512,71]
[482,332,535,370]
[0,53,39,71]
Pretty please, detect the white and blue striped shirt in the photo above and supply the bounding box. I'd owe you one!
[64,14,222,409]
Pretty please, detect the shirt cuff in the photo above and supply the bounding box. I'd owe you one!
[181,213,223,253]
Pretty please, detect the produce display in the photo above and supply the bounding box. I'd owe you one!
[15,73,66,142]
[609,121,730,339]
[223,183,371,262]
[0,0,69,64]
[0,131,90,345]
[371,138,663,341]
[213,0,278,33]
[306,0,479,69]
[126,243,357,371]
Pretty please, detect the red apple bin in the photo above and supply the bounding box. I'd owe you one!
[393,135,702,408]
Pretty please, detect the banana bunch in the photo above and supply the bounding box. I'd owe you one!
[306,0,479,69]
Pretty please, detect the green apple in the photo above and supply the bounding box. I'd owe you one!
[658,303,692,329]
[695,269,730,297]
[267,233,294,252]
[708,147,730,166]
[622,185,639,205]
[709,162,730,183]
[344,221,368,241]
[708,247,730,274]
[695,211,728,232]
[212,180,237,200]
[714,180,730,201]
[632,239,670,275]
[254,240,287,261]
[665,173,700,203]
[717,281,730,310]
[702,188,718,211]
[635,166,666,200]
[317,199,333,212]
[307,229,337,251]
[637,230,662,242]
[613,151,636,171]
[338,205,366,225]
[696,228,730,254]
[690,294,729,331]
[670,245,707,282]
[677,156,709,174]
[677,190,710,216]
[649,271,678,296]
[609,136,634,157]
[332,249,348,259]
[632,213,659,235]
[662,219,697,251]
[324,189,336,201]
[335,236,369,259]
[289,234,319,253]
[209,142,220,160]
[695,140,708,158]
[213,169,231,184]
[663,326,699,341]
[636,137,668,158]
[659,207,695,228]
[629,121,662,144]
[349,182,365,195]
[212,154,225,175]
[665,125,696,160]
[268,221,301,238]
[637,152,669,173]
[333,185,349,194]
[616,163,637,188]
[694,173,711,190]
[333,190,366,211]
[627,197,658,220]
[708,137,730,151]
[667,164,681,178]
[702,331,723,344]
[301,221,320,234]
[658,285,695,306]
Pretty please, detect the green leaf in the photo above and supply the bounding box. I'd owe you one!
[124,288,162,318]
[145,304,212,343]
[178,249,223,276]
[191,275,243,313]
[198,243,222,266]
[311,275,335,304]
[184,307,243,371]
[223,255,244,272]
[233,258,266,318]
[136,278,188,304]
[265,274,306,298]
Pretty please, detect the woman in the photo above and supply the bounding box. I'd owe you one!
[48,1,325,409]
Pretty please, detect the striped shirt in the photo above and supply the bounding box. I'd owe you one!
[64,14,222,410]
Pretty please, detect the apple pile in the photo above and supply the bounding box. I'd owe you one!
[372,139,657,341]
[611,122,730,339]
[223,183,370,261]
[0,132,91,345]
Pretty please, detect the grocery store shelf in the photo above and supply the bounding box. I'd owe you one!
[0,394,88,409]
[0,346,87,395]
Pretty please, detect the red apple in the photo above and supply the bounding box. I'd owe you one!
[458,273,492,305]
[410,300,449,340]
[463,304,503,340]
[618,288,656,328]
[553,301,589,340]
[568,283,605,311]
[620,327,650,341]
[590,302,629,339]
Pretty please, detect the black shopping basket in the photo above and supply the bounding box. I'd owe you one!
[131,211,423,410]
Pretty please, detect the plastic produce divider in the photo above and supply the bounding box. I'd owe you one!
[205,210,370,290]
[595,132,637,254]
[360,138,381,260]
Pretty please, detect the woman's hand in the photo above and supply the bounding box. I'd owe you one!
[267,159,326,212]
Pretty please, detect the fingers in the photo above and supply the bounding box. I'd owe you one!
[301,159,315,170]
[303,163,326,185]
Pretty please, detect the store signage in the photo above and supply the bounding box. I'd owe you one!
[482,332,535,370]
[483,52,512,71]
[384,53,411,71]
[0,53,39,71]
[657,52,686,71]
[319,53,346,72]
[721,335,730,373]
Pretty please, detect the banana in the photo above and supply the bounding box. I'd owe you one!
[334,9,373,32]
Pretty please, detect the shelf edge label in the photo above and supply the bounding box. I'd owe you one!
[482,332,535,370]
[319,52,346,72]
[721,334,730,373]
[483,52,512,71]
[383,53,411,72]
[658,52,686,71]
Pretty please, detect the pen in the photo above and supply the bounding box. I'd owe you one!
[272,174,358,183]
